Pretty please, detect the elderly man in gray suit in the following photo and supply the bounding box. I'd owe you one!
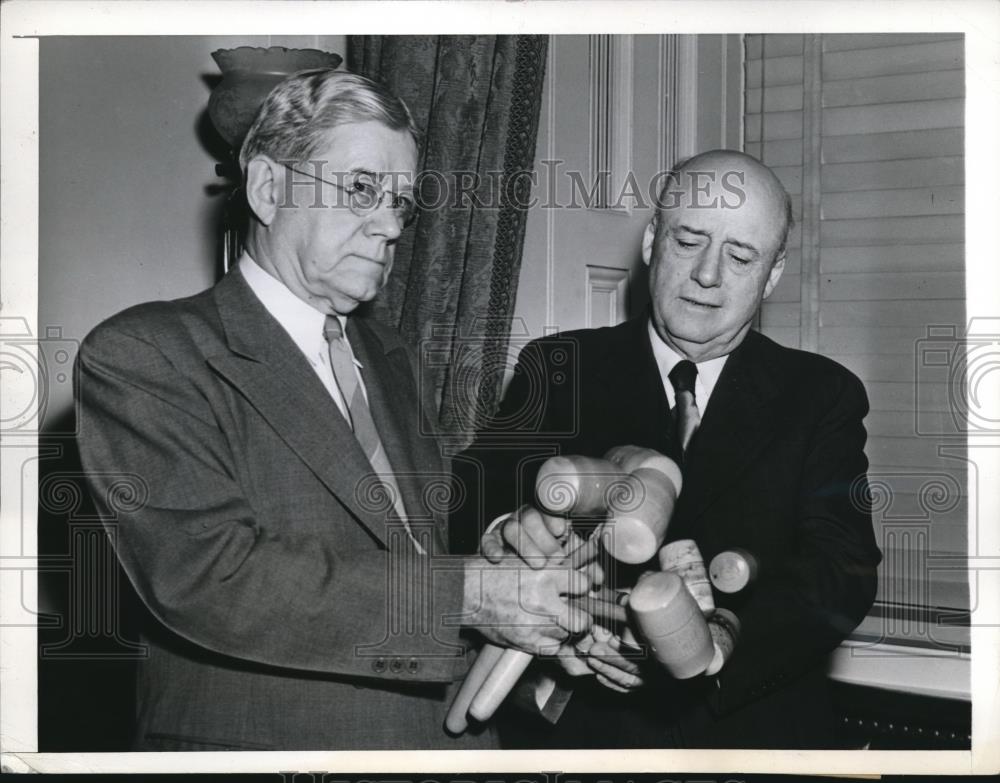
[76,69,592,751]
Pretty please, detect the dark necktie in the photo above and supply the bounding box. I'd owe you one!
[323,316,422,551]
[669,359,701,461]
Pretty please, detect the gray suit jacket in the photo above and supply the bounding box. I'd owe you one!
[77,267,493,750]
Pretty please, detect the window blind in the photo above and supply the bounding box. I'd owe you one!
[745,33,968,651]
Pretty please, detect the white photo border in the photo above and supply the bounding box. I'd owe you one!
[2,0,998,775]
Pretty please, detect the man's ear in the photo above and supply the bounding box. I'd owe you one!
[641,214,659,267]
[762,250,787,299]
[245,156,282,226]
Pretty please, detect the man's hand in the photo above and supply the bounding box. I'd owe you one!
[574,625,645,693]
[481,506,604,586]
[546,641,592,677]
[481,505,569,564]
[462,554,593,655]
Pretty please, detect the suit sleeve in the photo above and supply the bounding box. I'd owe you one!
[710,368,880,715]
[77,321,464,683]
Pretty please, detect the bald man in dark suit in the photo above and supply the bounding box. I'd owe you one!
[455,149,881,748]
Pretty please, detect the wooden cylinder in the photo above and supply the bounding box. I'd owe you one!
[468,649,533,723]
[444,643,505,734]
[659,538,715,615]
[604,445,683,497]
[535,455,625,516]
[709,548,760,594]
[603,466,676,564]
[704,608,741,676]
[629,571,714,679]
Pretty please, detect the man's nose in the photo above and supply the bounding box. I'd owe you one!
[364,197,404,240]
[691,246,723,287]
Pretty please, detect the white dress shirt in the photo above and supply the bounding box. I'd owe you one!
[647,319,729,412]
[240,253,367,421]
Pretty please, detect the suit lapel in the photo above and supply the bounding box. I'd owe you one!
[674,331,785,529]
[207,268,392,547]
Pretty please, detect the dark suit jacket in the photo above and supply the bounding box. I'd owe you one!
[77,267,494,750]
[452,314,881,748]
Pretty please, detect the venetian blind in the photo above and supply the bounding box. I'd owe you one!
[745,33,968,650]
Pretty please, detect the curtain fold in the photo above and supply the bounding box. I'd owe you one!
[348,36,548,446]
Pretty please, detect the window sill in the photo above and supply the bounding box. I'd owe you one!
[827,638,970,702]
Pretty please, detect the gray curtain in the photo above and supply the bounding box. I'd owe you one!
[349,35,548,447]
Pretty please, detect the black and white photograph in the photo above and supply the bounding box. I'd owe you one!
[1,0,997,777]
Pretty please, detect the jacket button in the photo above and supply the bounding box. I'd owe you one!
[408,658,420,673]
[390,657,404,673]
[372,658,387,673]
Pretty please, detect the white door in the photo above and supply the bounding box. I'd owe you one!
[510,33,743,370]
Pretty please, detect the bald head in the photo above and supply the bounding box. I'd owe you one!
[657,149,793,261]
[642,149,791,361]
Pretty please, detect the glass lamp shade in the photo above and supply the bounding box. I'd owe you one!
[208,46,343,149]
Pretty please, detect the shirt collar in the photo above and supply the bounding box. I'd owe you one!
[647,317,729,408]
[239,252,349,358]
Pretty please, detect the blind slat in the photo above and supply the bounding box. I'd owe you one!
[758,326,799,348]
[863,482,967,518]
[820,327,944,355]
[820,215,964,247]
[745,138,804,167]
[867,382,953,413]
[867,435,963,465]
[746,83,803,113]
[823,70,963,109]
[864,409,955,437]
[821,271,964,301]
[746,34,804,60]
[745,55,804,88]
[779,247,802,275]
[877,532,969,563]
[823,98,964,137]
[745,110,803,142]
[822,156,963,192]
[823,39,963,81]
[822,244,964,274]
[821,186,963,220]
[821,298,964,326]
[765,272,801,303]
[876,577,969,614]
[830,354,922,383]
[823,33,963,54]
[770,164,803,194]
[823,127,964,164]
[759,302,801,328]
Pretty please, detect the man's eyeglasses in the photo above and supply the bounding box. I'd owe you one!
[281,163,418,229]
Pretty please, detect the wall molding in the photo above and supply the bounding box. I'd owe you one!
[585,264,630,328]
[588,34,634,213]
[659,34,699,174]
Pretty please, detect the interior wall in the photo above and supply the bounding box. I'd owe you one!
[38,34,347,426]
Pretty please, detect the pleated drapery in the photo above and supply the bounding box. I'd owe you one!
[349,36,548,446]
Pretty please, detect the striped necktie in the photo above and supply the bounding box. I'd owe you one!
[669,359,701,461]
[323,316,423,552]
